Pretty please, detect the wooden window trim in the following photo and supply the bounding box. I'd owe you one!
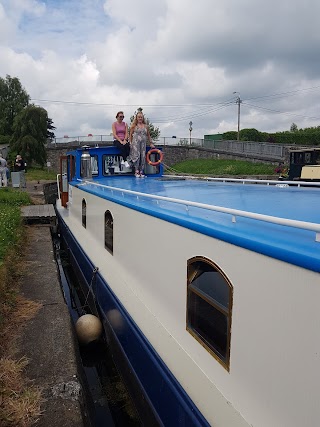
[186,256,233,371]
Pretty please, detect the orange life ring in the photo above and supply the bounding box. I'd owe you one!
[146,148,163,166]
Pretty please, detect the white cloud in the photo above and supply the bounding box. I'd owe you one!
[1,0,320,139]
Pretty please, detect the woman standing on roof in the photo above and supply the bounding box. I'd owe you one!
[112,111,130,166]
[127,111,154,178]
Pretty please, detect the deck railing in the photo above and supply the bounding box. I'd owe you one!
[81,178,320,242]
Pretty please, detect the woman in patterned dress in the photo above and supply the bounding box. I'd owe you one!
[128,112,154,177]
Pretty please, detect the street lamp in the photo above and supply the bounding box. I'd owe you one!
[189,121,193,145]
[233,92,241,142]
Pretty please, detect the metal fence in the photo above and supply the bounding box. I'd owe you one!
[52,135,114,144]
[50,135,285,159]
[51,135,204,146]
[203,139,285,159]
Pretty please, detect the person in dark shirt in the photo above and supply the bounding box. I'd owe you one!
[15,155,26,188]
[15,155,25,171]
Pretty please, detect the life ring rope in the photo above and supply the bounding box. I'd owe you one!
[146,148,163,166]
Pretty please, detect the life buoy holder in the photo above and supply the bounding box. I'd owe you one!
[146,148,163,166]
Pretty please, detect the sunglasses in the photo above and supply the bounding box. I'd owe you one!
[118,115,124,119]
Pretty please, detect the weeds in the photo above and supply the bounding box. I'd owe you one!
[0,357,43,427]
[0,189,43,426]
[0,188,30,263]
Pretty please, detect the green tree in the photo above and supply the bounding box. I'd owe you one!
[10,105,48,167]
[47,117,56,141]
[0,75,30,136]
[240,128,264,141]
[222,131,237,140]
[290,123,298,132]
[130,107,160,140]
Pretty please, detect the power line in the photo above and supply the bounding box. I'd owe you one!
[151,100,235,123]
[31,84,320,108]
[242,101,320,121]
[30,98,227,107]
[244,85,320,102]
[30,84,320,126]
[32,97,235,123]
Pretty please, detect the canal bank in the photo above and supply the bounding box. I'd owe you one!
[15,181,90,427]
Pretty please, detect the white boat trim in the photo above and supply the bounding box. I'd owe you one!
[165,175,320,187]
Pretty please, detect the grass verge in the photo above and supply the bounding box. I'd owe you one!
[0,357,43,427]
[0,188,43,427]
[24,167,56,182]
[169,158,276,175]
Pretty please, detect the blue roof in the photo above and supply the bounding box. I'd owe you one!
[74,176,320,272]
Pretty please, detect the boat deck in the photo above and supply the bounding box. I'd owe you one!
[73,176,320,272]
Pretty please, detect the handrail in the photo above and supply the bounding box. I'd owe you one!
[166,175,320,187]
[82,180,320,241]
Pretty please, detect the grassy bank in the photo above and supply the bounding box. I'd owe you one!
[169,159,275,175]
[25,167,56,181]
[0,188,42,427]
[0,189,30,263]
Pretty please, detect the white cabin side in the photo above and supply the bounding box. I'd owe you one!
[58,185,320,427]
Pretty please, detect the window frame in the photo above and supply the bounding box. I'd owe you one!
[186,256,233,371]
[82,198,86,228]
[91,154,99,176]
[104,210,113,254]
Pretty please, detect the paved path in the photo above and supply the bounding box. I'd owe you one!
[15,181,90,427]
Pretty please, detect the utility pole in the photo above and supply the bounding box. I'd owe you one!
[233,92,241,142]
[189,121,193,145]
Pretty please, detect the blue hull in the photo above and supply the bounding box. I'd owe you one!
[58,213,210,427]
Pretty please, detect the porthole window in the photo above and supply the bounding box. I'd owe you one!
[105,210,113,254]
[187,257,233,370]
[82,199,86,228]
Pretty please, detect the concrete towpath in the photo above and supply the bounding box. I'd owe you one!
[15,181,90,427]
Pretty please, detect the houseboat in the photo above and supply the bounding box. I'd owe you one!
[55,145,320,427]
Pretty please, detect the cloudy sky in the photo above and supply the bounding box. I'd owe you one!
[1,0,320,140]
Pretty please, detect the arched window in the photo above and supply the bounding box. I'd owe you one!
[105,210,113,254]
[82,199,86,228]
[187,256,233,370]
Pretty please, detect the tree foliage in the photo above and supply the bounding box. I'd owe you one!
[47,117,56,140]
[222,130,237,140]
[290,122,298,132]
[10,105,48,166]
[239,128,264,141]
[0,75,30,136]
[130,107,160,140]
[223,126,320,145]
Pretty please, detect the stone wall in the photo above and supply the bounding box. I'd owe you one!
[46,143,288,173]
[161,146,285,167]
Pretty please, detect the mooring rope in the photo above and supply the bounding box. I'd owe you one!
[82,267,99,314]
[163,162,182,175]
